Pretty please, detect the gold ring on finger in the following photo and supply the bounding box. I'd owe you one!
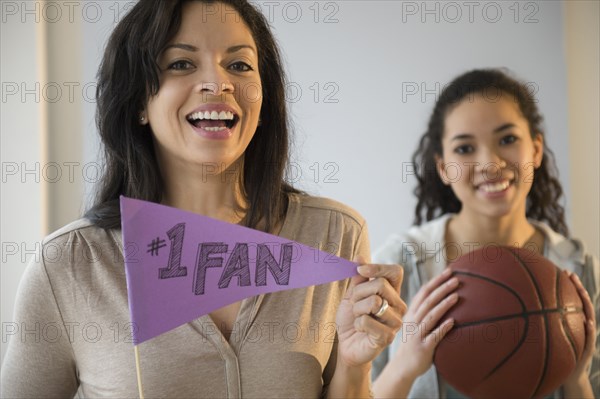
[374,298,389,318]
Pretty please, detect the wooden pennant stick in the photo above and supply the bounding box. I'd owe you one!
[134,345,145,399]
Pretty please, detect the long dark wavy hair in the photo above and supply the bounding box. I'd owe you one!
[412,68,568,236]
[85,0,299,232]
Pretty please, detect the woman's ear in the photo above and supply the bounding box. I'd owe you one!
[435,154,451,185]
[139,112,148,125]
[532,133,544,168]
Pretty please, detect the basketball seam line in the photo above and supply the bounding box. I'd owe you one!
[450,269,530,381]
[557,268,580,362]
[452,306,583,329]
[509,248,548,399]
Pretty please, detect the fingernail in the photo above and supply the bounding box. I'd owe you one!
[442,268,452,276]
[357,265,369,275]
[345,287,353,298]
[448,277,459,286]
[443,318,455,328]
[353,256,362,264]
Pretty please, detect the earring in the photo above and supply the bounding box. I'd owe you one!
[139,116,145,122]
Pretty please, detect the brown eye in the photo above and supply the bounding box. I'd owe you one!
[168,60,194,70]
[500,135,518,145]
[454,145,474,155]
[229,61,253,72]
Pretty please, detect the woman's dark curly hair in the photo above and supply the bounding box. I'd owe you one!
[412,68,568,236]
[85,0,299,232]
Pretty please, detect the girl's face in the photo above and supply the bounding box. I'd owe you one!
[144,1,262,175]
[437,93,544,220]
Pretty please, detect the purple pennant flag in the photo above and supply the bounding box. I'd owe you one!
[120,196,358,344]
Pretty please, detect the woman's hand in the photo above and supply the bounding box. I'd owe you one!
[373,267,458,398]
[562,273,596,399]
[326,258,407,398]
[335,259,407,368]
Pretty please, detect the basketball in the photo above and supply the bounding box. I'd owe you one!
[433,246,586,398]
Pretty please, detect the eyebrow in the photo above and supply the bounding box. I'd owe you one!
[450,123,517,142]
[163,43,257,54]
[493,123,516,133]
[450,134,473,142]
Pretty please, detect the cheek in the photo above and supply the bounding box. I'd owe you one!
[444,163,467,185]
[149,82,188,113]
[518,161,536,186]
[441,153,473,185]
[238,82,262,106]
[509,148,536,179]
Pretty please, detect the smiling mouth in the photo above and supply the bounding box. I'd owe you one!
[186,110,239,131]
[477,179,513,193]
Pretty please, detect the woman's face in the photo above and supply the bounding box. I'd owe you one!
[144,1,262,175]
[437,93,543,219]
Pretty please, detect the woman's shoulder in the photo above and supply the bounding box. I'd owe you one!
[35,218,122,274]
[43,218,111,242]
[283,193,369,260]
[287,192,366,228]
[17,218,123,310]
[41,218,119,249]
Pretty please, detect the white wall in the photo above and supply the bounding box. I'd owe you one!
[265,1,571,247]
[1,0,598,364]
[1,3,43,365]
[565,1,600,257]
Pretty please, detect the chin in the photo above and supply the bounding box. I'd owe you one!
[478,206,516,219]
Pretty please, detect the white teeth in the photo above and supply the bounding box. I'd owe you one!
[203,126,227,132]
[187,110,235,121]
[479,180,510,193]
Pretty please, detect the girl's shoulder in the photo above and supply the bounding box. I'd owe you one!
[374,214,452,265]
[532,220,599,296]
[532,220,596,268]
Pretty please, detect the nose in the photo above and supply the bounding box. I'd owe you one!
[198,81,235,96]
[194,65,234,96]
[476,147,507,176]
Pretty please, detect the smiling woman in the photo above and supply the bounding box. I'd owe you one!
[371,69,599,399]
[142,3,264,222]
[436,92,544,229]
[145,9,262,185]
[0,0,407,398]
[89,0,289,233]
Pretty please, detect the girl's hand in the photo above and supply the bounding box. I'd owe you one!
[373,268,458,398]
[390,267,458,381]
[562,273,596,399]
